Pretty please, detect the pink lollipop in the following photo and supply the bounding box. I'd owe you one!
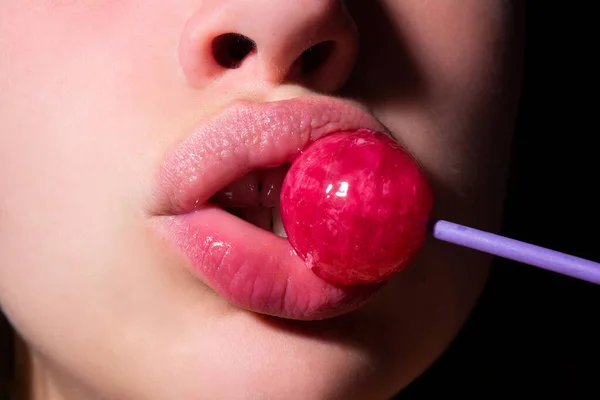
[280,129,600,286]
[280,129,432,286]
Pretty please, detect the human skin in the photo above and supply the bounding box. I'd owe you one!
[0,1,522,399]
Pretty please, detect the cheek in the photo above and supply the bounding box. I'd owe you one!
[0,2,165,333]
[374,0,514,95]
[0,0,181,272]
[348,0,520,221]
[0,6,227,372]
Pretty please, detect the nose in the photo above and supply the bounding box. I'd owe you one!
[179,0,359,92]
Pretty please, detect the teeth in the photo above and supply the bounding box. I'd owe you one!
[271,207,288,238]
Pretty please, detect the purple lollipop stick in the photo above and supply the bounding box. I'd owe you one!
[431,220,600,285]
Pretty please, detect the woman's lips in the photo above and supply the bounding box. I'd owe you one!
[152,95,389,320]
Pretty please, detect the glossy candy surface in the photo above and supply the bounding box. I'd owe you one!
[280,129,433,286]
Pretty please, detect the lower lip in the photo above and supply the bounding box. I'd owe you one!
[159,205,382,320]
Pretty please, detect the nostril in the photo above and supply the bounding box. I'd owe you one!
[300,41,335,76]
[212,33,256,69]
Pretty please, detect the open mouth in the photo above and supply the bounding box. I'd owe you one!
[210,165,290,238]
[152,95,390,320]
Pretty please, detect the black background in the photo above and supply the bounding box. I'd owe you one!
[401,2,599,398]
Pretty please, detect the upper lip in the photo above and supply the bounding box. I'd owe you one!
[152,95,389,216]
